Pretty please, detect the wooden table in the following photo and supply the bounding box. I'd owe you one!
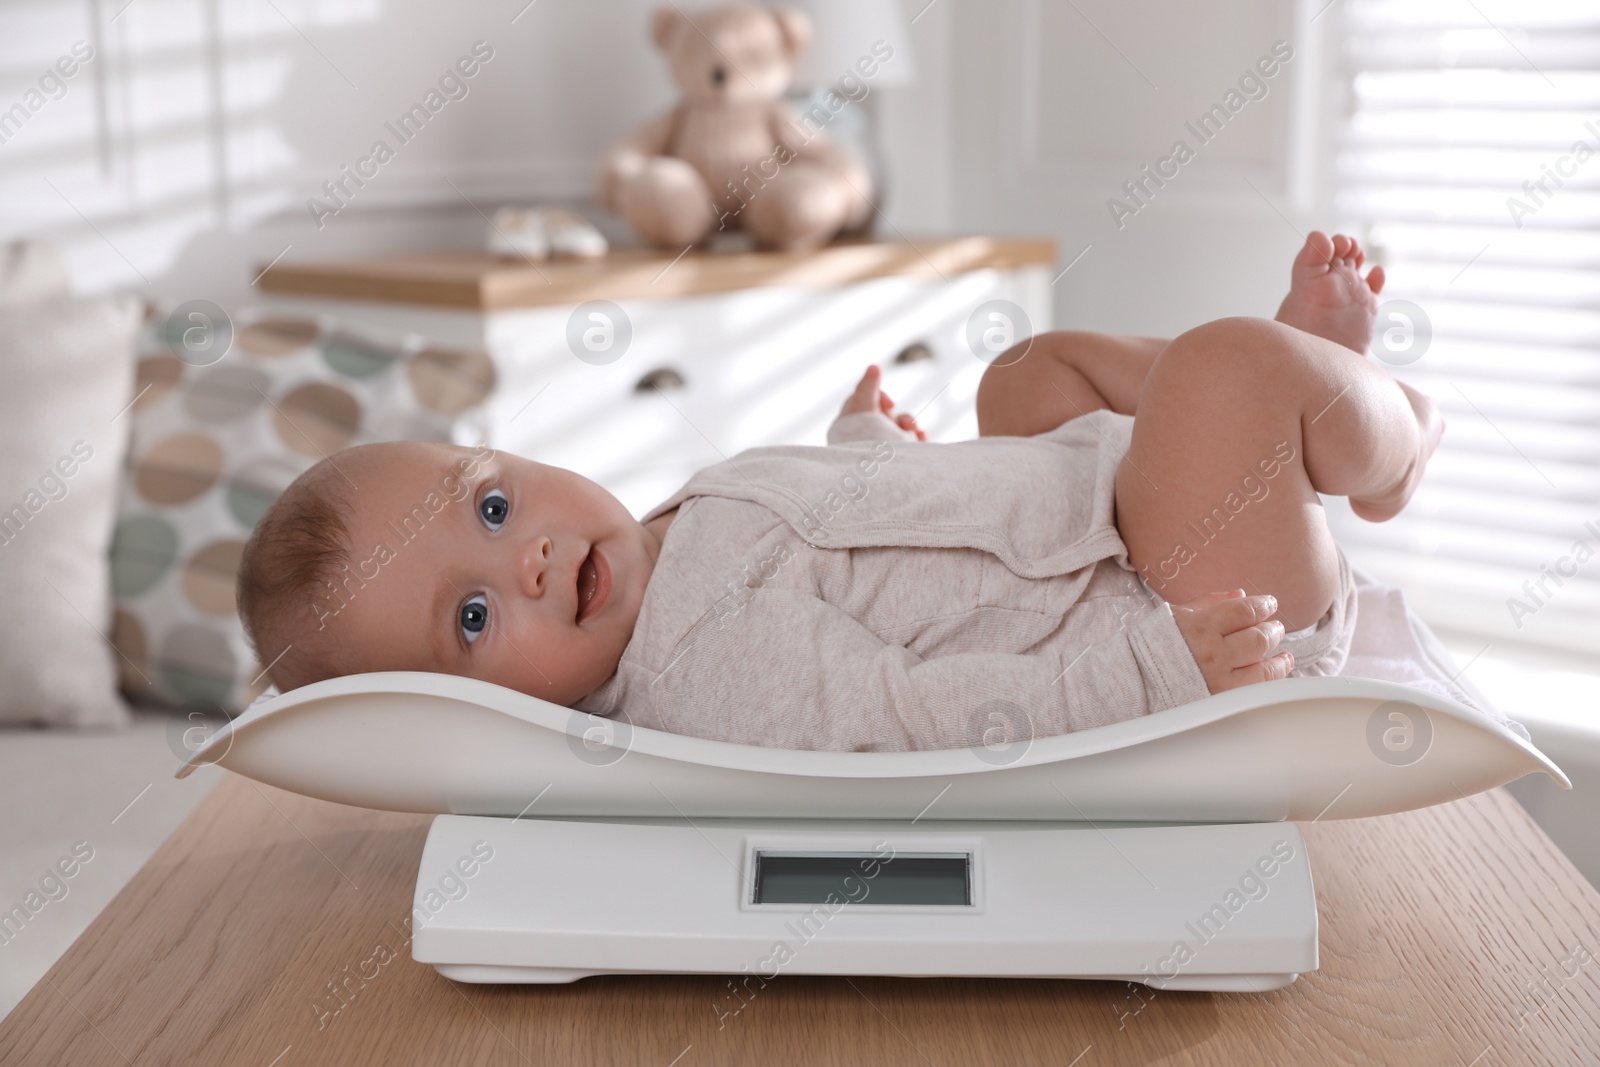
[3,776,1599,1065]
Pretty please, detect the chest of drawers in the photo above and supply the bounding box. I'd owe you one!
[258,237,1056,515]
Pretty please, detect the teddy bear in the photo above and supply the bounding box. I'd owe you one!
[597,3,874,251]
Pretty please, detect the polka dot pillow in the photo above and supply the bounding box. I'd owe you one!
[109,310,495,712]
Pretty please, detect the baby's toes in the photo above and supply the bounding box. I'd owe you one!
[1291,232,1336,280]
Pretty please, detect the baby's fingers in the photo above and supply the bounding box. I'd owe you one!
[1231,651,1295,686]
[1176,588,1247,613]
[895,412,926,440]
[1208,593,1278,633]
[840,365,882,415]
[1223,618,1286,668]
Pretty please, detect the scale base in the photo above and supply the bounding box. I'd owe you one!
[432,962,1300,992]
[412,815,1318,994]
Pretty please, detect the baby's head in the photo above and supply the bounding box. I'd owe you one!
[238,441,661,704]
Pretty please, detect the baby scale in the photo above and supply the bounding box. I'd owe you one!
[178,665,1565,993]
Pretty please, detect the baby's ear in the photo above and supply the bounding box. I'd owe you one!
[771,8,812,60]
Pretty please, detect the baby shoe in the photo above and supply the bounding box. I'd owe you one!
[487,206,550,260]
[542,208,608,259]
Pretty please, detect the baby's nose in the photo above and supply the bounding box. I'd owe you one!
[517,537,552,599]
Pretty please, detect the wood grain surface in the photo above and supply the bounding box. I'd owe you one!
[2,775,1597,1066]
[253,237,1058,310]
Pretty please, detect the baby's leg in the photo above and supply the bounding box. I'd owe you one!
[976,331,1166,435]
[1116,316,1443,632]
[978,232,1388,439]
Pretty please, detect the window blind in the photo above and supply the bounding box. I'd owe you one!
[1328,0,1600,656]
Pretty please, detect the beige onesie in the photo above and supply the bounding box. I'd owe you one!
[573,407,1353,752]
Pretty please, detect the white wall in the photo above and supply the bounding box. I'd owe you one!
[0,0,1325,332]
[936,0,1337,336]
[2,0,683,306]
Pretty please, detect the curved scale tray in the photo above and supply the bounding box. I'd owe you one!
[176,672,1567,822]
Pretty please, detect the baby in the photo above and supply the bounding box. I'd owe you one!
[238,232,1442,752]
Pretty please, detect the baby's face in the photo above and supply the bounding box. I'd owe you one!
[323,442,661,705]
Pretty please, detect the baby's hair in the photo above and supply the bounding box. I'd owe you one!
[238,440,492,694]
[236,457,357,694]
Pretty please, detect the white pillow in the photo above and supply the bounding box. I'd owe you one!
[0,245,140,728]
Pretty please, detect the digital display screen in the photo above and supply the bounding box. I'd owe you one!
[752,852,972,906]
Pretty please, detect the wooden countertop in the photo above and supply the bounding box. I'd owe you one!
[254,237,1058,310]
[3,777,1598,1065]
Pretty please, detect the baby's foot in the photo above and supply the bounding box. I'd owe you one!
[1349,379,1446,523]
[1275,231,1386,355]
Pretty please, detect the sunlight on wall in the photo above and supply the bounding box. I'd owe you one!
[1328,0,1600,657]
[0,0,384,293]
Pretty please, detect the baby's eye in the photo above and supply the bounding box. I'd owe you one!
[460,594,489,645]
[478,488,509,531]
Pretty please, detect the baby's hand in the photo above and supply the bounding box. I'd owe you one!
[1171,590,1294,694]
[839,365,927,441]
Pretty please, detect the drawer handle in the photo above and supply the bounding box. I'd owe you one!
[634,367,688,393]
[893,342,934,365]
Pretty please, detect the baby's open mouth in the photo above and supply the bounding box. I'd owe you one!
[576,546,599,622]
